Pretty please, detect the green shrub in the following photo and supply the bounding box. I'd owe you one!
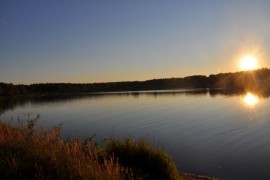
[106,138,182,180]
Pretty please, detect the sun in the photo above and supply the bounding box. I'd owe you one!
[239,55,258,71]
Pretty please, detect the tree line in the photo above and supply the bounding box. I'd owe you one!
[1,68,270,97]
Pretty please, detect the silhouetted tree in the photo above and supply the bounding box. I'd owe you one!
[1,68,270,97]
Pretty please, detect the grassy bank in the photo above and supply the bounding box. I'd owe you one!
[0,116,182,179]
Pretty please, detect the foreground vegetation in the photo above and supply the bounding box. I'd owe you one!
[0,116,182,179]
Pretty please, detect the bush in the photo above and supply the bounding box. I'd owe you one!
[106,138,181,180]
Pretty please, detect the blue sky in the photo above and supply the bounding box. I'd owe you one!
[1,0,270,84]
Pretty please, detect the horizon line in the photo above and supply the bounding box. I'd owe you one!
[1,67,269,85]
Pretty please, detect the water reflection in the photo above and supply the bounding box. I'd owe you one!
[1,89,270,179]
[243,92,259,107]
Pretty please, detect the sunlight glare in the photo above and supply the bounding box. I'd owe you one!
[243,93,259,107]
[239,55,258,71]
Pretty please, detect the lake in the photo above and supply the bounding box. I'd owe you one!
[1,89,270,180]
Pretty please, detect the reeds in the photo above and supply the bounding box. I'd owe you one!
[0,116,182,179]
[0,117,130,179]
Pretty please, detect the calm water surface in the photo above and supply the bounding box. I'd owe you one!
[1,90,270,180]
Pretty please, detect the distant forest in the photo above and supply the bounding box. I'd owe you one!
[1,68,270,97]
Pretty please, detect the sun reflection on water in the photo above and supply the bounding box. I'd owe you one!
[243,92,259,107]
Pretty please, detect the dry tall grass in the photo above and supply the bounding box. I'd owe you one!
[0,116,131,179]
[0,115,183,179]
